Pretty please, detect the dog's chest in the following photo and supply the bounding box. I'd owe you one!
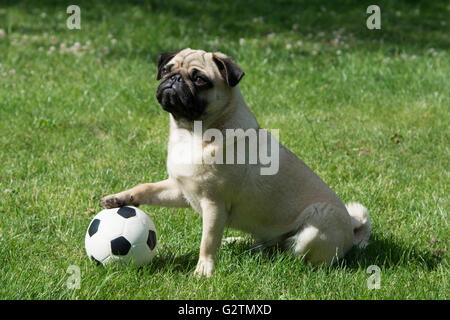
[167,129,203,178]
[166,128,217,211]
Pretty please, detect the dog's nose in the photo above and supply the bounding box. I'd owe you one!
[170,74,183,83]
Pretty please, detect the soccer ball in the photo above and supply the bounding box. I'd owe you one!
[85,206,157,267]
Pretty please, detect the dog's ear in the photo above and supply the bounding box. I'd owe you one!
[212,53,244,87]
[156,51,179,80]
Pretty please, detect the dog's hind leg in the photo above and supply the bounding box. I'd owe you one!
[289,203,354,265]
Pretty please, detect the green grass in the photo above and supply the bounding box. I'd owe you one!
[0,0,448,299]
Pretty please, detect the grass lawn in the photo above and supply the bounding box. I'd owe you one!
[0,0,448,299]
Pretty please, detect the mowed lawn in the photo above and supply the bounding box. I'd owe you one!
[0,0,448,299]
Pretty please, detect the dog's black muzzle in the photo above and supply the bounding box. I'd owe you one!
[156,73,205,121]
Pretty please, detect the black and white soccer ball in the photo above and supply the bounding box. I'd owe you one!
[85,206,157,267]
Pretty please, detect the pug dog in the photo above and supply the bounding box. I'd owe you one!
[100,48,371,277]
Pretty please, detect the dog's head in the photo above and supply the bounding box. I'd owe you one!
[155,48,244,122]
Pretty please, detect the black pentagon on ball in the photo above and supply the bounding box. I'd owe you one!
[147,230,157,250]
[111,236,131,255]
[88,219,101,237]
[117,206,136,218]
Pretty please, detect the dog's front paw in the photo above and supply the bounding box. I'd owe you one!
[100,192,135,209]
[194,258,215,278]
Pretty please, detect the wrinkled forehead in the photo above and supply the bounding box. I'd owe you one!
[170,49,216,73]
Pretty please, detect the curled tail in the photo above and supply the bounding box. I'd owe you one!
[346,202,371,248]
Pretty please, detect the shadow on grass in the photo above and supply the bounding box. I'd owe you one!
[145,249,199,273]
[342,235,446,271]
[142,233,445,275]
[231,232,445,271]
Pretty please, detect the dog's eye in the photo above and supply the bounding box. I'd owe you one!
[194,76,207,86]
[161,66,170,75]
